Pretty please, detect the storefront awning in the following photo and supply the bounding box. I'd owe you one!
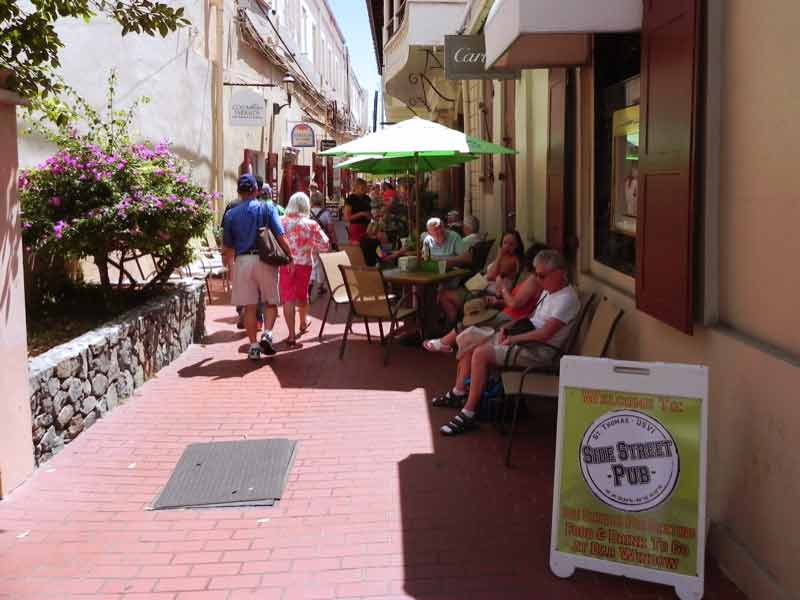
[484,0,642,70]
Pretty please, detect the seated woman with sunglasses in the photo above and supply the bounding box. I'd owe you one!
[432,249,580,436]
[423,244,548,354]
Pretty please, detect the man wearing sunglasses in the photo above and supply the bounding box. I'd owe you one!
[436,249,580,436]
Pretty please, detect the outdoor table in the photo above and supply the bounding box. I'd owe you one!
[382,267,470,339]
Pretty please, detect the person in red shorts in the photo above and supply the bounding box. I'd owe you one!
[279,192,331,347]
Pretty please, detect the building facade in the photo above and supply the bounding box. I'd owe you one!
[366,0,469,218]
[369,1,800,599]
[16,0,370,212]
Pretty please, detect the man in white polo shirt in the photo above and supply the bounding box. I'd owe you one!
[435,249,580,436]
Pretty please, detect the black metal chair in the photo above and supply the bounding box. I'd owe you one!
[468,239,495,275]
[499,294,626,467]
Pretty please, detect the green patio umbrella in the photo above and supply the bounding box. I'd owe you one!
[334,152,479,175]
[321,117,515,253]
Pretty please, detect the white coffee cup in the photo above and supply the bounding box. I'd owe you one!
[437,260,447,274]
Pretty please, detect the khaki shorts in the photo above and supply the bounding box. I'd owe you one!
[231,254,280,306]
[492,336,557,369]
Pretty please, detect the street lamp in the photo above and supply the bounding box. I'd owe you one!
[273,73,296,115]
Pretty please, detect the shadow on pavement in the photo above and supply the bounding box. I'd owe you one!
[201,330,247,345]
[177,356,263,380]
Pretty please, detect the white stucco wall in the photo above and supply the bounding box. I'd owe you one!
[17,0,368,211]
[17,2,216,192]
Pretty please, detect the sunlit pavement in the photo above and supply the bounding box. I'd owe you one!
[0,285,745,599]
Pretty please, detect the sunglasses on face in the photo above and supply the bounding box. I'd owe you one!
[535,268,562,280]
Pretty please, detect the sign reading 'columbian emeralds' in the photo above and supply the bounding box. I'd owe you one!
[551,357,708,600]
[230,90,266,127]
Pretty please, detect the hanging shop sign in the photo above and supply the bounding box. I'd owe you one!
[290,122,316,148]
[229,90,266,127]
[444,35,518,80]
[320,139,337,152]
[550,357,708,600]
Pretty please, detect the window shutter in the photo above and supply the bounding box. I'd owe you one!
[267,152,278,188]
[242,149,254,176]
[547,68,567,251]
[636,0,700,334]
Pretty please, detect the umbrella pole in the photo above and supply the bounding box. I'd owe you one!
[405,168,412,249]
[415,152,422,261]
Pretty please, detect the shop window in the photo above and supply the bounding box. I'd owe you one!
[610,102,639,237]
[593,34,641,277]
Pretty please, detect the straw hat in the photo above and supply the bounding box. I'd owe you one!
[462,298,499,327]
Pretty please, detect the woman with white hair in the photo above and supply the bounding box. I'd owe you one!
[279,192,331,347]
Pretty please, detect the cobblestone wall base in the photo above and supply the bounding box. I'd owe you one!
[27,279,206,465]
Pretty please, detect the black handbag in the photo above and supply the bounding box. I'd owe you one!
[506,318,536,336]
[256,226,291,266]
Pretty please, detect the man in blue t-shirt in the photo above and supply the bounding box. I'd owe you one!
[222,174,293,360]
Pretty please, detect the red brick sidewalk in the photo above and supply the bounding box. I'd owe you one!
[0,295,744,600]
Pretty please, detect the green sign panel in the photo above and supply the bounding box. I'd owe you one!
[556,387,701,576]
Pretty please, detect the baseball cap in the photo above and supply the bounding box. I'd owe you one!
[237,173,257,193]
[260,182,273,197]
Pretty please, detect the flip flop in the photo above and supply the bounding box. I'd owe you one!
[285,339,303,349]
[422,338,454,353]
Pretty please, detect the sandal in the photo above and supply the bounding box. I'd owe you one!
[440,411,478,436]
[431,389,466,408]
[285,338,303,349]
[422,338,454,353]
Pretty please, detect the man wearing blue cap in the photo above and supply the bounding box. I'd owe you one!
[223,174,293,360]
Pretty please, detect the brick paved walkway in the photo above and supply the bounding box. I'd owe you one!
[0,292,745,599]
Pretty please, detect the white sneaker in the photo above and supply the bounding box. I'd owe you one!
[259,332,276,355]
[248,345,261,361]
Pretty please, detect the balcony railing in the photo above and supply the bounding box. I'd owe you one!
[384,0,407,46]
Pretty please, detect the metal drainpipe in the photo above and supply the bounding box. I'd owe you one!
[212,0,225,213]
[345,47,351,134]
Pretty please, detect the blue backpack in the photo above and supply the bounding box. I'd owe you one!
[464,376,504,422]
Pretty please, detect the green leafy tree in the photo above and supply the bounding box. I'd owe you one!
[0,1,190,98]
[19,71,215,294]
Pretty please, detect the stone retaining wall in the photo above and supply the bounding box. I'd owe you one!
[27,279,206,465]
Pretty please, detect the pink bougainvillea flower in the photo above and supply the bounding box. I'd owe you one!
[53,220,68,239]
[156,230,171,241]
[49,196,62,207]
